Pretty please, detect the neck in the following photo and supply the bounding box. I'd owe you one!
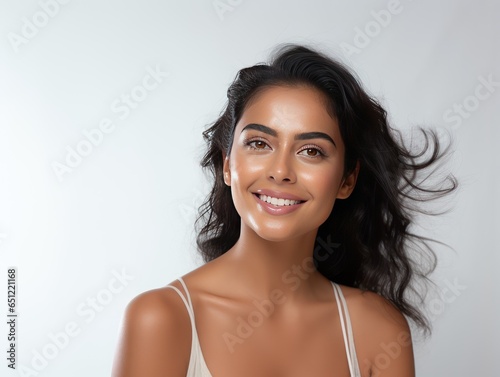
[221,225,327,302]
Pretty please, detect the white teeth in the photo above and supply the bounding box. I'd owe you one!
[258,194,301,206]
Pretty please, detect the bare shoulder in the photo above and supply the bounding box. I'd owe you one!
[111,282,192,377]
[337,284,415,376]
[125,281,190,328]
[339,285,409,329]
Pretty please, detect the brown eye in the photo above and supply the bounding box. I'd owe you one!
[298,146,325,158]
[246,139,270,150]
[306,148,318,156]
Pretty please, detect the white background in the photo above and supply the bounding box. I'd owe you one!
[0,0,498,376]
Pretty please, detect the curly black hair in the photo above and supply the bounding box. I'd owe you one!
[195,44,458,334]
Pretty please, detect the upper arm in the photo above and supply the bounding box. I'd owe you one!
[111,287,191,377]
[367,309,415,377]
[354,291,415,377]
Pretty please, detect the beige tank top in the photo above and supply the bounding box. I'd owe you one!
[166,277,361,377]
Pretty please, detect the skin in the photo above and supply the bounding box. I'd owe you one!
[112,85,415,377]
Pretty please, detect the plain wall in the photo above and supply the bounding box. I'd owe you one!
[0,0,498,375]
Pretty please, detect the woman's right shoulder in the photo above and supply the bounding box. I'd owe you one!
[125,280,189,323]
[111,281,192,377]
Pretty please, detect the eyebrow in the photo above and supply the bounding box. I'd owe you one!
[241,123,337,148]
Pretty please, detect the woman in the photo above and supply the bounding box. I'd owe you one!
[112,45,457,376]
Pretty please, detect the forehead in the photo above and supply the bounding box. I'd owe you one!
[236,85,339,136]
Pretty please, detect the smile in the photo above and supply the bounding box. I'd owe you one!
[257,194,303,206]
[253,193,306,216]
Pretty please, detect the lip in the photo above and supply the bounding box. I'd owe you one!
[253,189,306,202]
[253,193,306,216]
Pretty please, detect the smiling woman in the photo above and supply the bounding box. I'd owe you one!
[222,85,353,244]
[112,45,457,377]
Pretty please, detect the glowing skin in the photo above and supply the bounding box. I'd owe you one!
[110,85,415,377]
[223,85,357,244]
[220,85,360,299]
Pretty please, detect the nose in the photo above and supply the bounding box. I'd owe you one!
[267,149,296,184]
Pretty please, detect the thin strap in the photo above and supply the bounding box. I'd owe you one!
[165,284,191,312]
[177,277,194,311]
[165,278,197,337]
[335,284,361,376]
[332,282,356,376]
[166,278,213,376]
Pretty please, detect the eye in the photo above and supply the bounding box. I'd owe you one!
[298,145,326,158]
[244,138,327,158]
[244,138,270,150]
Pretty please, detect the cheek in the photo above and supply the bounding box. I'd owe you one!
[300,164,341,194]
[229,152,265,185]
[227,153,258,209]
[299,164,342,214]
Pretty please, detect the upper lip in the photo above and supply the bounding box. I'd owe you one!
[253,189,306,202]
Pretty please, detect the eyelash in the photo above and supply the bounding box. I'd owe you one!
[243,137,327,158]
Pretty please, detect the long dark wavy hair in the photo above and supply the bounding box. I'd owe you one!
[195,44,458,334]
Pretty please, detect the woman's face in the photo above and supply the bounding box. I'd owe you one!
[223,85,358,242]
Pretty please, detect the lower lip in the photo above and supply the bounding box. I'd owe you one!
[253,194,305,215]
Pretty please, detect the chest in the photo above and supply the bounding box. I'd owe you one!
[193,298,356,377]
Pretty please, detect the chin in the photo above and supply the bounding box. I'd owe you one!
[251,224,313,244]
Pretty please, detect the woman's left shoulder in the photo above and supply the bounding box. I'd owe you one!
[336,284,410,331]
[335,284,415,375]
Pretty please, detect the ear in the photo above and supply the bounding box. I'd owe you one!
[336,160,360,199]
[222,152,231,186]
